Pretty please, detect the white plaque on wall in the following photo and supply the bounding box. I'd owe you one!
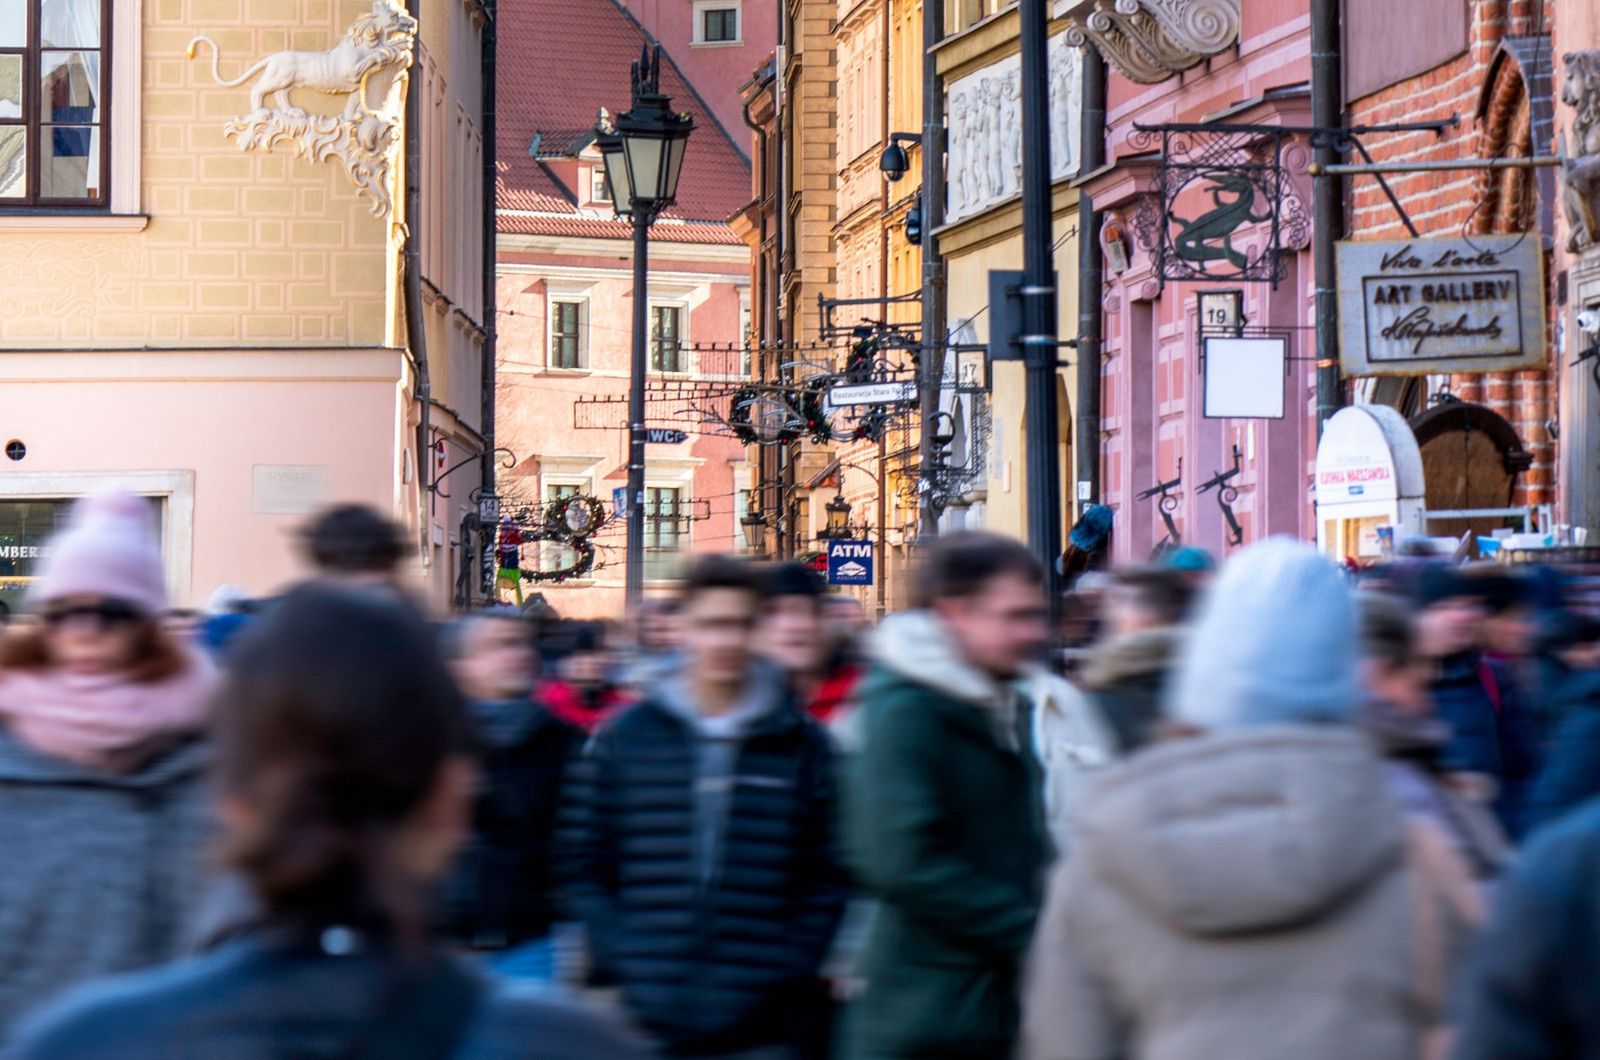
[253,465,330,515]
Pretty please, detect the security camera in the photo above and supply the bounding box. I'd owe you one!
[1579,308,1600,337]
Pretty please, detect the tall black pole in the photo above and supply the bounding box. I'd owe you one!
[1311,0,1343,430]
[1074,45,1106,509]
[625,213,651,608]
[917,0,946,540]
[1019,0,1061,601]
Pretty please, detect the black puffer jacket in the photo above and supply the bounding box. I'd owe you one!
[559,673,846,1056]
[442,700,578,949]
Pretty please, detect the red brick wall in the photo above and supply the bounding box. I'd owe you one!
[1345,0,1557,507]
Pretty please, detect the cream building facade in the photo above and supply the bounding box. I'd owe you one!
[0,0,489,613]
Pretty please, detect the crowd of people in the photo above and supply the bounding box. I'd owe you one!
[3,491,1600,1057]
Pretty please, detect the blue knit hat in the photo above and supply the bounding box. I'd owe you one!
[1168,538,1358,730]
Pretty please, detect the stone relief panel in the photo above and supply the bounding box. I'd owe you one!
[187,0,418,218]
[945,34,1082,224]
[1561,49,1600,254]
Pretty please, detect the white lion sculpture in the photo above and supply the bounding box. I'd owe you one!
[187,0,417,118]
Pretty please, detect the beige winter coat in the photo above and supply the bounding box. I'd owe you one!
[1023,726,1470,1060]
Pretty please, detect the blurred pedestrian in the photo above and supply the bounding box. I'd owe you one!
[1024,540,1471,1060]
[1452,797,1600,1059]
[6,585,648,1058]
[538,621,628,734]
[0,493,218,1037]
[1078,566,1194,753]
[844,532,1051,1060]
[441,608,579,981]
[1358,592,1508,896]
[1520,612,1600,833]
[299,504,415,604]
[560,557,847,1058]
[1414,566,1541,834]
[757,563,860,727]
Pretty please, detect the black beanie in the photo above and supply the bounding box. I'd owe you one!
[765,562,825,600]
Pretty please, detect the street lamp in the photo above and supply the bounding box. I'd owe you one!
[597,46,693,609]
[740,509,768,554]
[820,494,853,540]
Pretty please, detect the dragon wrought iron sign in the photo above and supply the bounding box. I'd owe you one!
[1129,123,1311,288]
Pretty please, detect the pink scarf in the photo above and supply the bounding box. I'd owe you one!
[0,653,218,772]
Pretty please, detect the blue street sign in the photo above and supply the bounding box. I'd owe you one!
[612,487,628,517]
[826,539,875,586]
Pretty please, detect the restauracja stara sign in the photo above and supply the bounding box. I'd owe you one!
[1335,234,1547,377]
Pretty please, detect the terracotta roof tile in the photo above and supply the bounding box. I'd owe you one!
[498,212,743,244]
[498,0,752,231]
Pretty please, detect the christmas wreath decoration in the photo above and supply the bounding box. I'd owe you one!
[545,494,607,539]
[505,492,610,584]
[519,535,597,585]
[727,384,833,445]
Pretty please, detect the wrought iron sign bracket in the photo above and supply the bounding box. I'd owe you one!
[1128,118,1456,289]
[1136,459,1183,546]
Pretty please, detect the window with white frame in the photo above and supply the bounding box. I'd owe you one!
[589,165,610,205]
[549,299,586,369]
[644,486,686,580]
[650,304,684,373]
[692,0,740,44]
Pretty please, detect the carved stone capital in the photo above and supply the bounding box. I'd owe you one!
[1062,0,1241,85]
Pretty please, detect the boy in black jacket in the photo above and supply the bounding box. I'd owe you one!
[561,558,847,1059]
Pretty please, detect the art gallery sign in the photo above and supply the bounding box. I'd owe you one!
[1336,234,1547,376]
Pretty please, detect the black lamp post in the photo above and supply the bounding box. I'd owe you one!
[597,46,693,609]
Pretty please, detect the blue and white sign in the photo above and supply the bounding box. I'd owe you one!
[826,539,875,586]
[612,487,629,517]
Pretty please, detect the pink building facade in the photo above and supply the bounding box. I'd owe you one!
[1081,0,1317,562]
[495,0,756,618]
[617,0,778,142]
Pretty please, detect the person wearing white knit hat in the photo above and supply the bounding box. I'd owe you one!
[1024,539,1471,1060]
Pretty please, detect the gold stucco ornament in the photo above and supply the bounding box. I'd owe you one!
[186,0,418,218]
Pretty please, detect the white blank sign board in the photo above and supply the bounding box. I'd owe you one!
[1203,337,1286,419]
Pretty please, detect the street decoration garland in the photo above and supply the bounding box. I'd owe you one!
[727,384,833,445]
[499,494,610,585]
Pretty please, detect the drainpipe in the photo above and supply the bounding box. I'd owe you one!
[479,0,498,601]
[916,0,945,539]
[741,66,777,557]
[1074,45,1106,508]
[1311,0,1343,430]
[403,0,433,563]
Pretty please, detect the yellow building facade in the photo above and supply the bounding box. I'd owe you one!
[0,0,487,612]
[933,5,1081,546]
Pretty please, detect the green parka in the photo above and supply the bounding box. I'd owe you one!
[842,611,1049,1059]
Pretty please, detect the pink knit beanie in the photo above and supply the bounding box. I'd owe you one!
[28,492,168,615]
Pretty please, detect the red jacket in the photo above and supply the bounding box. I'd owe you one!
[537,680,630,734]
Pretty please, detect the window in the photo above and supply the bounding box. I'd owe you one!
[644,487,684,580]
[701,6,739,42]
[651,305,683,373]
[692,0,741,44]
[0,0,109,205]
[550,300,584,369]
[590,165,610,204]
[536,483,584,575]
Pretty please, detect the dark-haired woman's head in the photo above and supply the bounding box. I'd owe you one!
[216,584,472,941]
